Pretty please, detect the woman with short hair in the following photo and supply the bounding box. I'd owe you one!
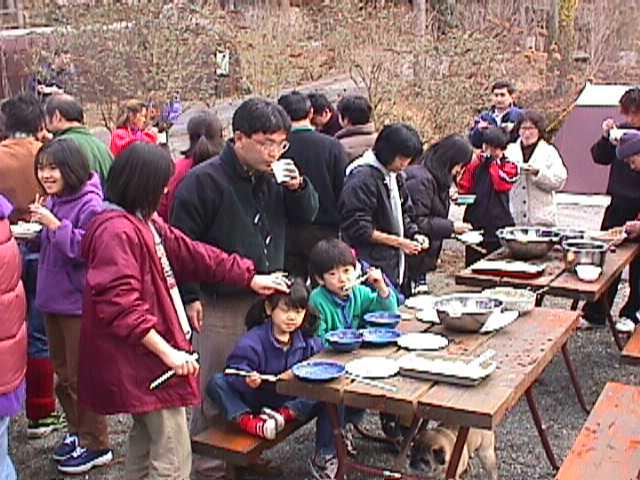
[506,110,567,226]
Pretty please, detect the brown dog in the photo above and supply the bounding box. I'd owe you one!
[406,424,498,480]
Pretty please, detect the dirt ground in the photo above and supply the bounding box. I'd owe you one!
[10,202,640,480]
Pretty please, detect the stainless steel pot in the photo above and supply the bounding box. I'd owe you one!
[497,227,561,260]
[433,294,504,333]
[561,239,608,271]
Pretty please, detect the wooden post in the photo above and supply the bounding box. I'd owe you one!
[413,0,426,38]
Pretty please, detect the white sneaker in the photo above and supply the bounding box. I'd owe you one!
[615,317,636,333]
[261,407,285,432]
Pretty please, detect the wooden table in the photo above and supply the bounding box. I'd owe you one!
[278,308,581,480]
[455,243,640,351]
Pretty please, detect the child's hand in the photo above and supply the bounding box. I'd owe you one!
[278,370,294,381]
[367,268,390,298]
[29,203,61,230]
[246,372,262,389]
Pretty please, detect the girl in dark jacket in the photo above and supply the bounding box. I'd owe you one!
[206,279,320,440]
[458,127,520,266]
[405,135,474,288]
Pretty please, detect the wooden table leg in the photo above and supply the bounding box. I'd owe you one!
[326,403,349,480]
[600,297,625,351]
[445,426,469,480]
[569,298,580,311]
[525,387,559,471]
[392,416,423,472]
[561,343,590,414]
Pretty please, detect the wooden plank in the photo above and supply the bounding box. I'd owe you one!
[547,243,640,302]
[416,308,580,429]
[455,247,566,290]
[555,382,640,480]
[621,327,640,365]
[191,417,307,466]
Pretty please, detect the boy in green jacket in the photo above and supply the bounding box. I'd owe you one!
[308,238,398,342]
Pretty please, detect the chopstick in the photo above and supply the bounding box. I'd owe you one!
[342,273,369,293]
[149,353,199,391]
[345,373,397,392]
[224,368,280,382]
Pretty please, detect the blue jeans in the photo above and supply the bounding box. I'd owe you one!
[21,249,49,359]
[0,417,16,480]
[207,374,335,452]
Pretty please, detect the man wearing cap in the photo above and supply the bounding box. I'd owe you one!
[581,88,640,332]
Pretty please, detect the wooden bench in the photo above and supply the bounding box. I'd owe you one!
[191,416,310,479]
[621,328,640,364]
[555,382,640,480]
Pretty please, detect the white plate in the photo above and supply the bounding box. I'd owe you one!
[472,260,546,275]
[10,222,42,239]
[345,357,399,379]
[397,333,449,351]
[479,310,519,333]
[404,294,435,310]
[416,309,440,323]
[457,231,483,245]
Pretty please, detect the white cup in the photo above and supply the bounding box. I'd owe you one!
[272,159,296,184]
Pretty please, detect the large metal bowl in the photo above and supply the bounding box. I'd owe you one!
[433,294,504,333]
[497,227,562,260]
[551,227,587,242]
[562,239,608,271]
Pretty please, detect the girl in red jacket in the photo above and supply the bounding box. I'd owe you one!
[78,143,289,479]
[108,99,158,157]
[458,127,519,265]
[0,195,27,480]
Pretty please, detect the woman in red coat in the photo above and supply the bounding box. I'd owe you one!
[109,99,158,157]
[77,143,288,478]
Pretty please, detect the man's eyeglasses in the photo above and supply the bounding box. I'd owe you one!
[250,137,290,154]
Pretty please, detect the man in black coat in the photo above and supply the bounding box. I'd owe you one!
[171,98,319,477]
[277,91,349,279]
[340,123,428,290]
[582,87,640,331]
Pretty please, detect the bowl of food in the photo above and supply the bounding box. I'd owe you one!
[433,294,504,333]
[363,311,402,329]
[325,329,363,352]
[575,264,602,282]
[562,239,608,271]
[497,227,561,260]
[482,287,536,314]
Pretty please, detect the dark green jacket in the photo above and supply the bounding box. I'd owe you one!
[171,142,319,302]
[56,127,113,190]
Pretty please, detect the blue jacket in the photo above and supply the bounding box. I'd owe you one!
[469,106,524,148]
[224,321,322,406]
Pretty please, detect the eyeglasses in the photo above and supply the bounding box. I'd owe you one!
[250,137,290,154]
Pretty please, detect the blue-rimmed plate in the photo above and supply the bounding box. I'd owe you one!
[360,328,403,346]
[292,360,345,382]
[363,311,402,328]
[325,329,363,352]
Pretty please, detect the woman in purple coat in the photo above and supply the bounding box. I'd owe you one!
[29,139,109,474]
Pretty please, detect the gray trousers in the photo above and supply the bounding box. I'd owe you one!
[190,292,257,479]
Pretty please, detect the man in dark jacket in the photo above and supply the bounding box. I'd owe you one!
[171,98,319,478]
[582,87,640,330]
[277,91,349,279]
[308,92,342,136]
[335,95,377,162]
[340,123,428,290]
[469,80,523,148]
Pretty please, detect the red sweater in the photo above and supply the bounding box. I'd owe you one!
[458,152,519,194]
[78,210,255,415]
[109,127,158,157]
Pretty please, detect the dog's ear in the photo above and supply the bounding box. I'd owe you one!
[433,446,447,466]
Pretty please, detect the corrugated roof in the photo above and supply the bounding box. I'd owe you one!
[576,82,635,106]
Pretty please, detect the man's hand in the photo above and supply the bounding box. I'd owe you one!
[250,273,291,296]
[186,301,204,333]
[454,221,472,235]
[602,118,616,139]
[624,221,640,239]
[397,237,422,255]
[163,349,199,376]
[281,163,303,191]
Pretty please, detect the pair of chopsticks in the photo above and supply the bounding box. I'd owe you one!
[345,372,397,392]
[224,368,280,382]
[342,273,369,293]
[149,353,200,391]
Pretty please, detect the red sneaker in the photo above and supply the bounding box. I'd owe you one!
[237,413,277,440]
